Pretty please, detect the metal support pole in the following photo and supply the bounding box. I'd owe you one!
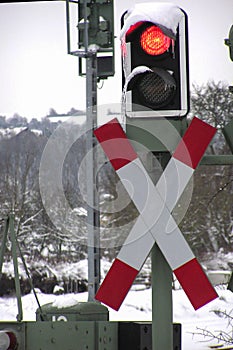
[151,153,173,350]
[222,120,233,154]
[65,0,103,302]
[0,217,9,278]
[8,213,23,322]
[152,243,173,350]
[228,273,233,292]
[86,52,100,301]
[0,214,23,321]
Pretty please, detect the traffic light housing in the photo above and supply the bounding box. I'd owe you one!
[77,0,115,78]
[78,0,114,51]
[122,7,189,118]
[225,25,233,61]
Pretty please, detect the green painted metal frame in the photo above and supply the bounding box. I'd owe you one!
[0,213,23,322]
[0,321,118,350]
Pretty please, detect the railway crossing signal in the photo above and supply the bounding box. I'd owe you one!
[94,117,218,311]
[121,3,189,118]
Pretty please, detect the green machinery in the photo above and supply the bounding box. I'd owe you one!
[0,301,117,350]
[0,304,181,350]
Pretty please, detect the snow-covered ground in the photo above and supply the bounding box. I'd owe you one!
[1,256,233,349]
[1,286,233,349]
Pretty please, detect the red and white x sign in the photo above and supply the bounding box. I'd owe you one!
[94,117,218,311]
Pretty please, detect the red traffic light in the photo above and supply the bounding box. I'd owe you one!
[121,5,189,118]
[140,25,172,56]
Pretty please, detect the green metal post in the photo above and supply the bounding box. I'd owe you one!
[223,120,233,291]
[151,153,173,350]
[86,52,100,302]
[66,0,101,302]
[9,213,23,322]
[126,118,177,350]
[0,217,9,278]
[152,243,173,350]
[228,273,233,292]
[222,119,233,154]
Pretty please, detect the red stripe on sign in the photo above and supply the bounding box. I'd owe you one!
[173,117,216,169]
[174,258,218,310]
[95,258,138,311]
[94,118,137,171]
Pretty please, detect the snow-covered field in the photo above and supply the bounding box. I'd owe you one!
[1,286,233,350]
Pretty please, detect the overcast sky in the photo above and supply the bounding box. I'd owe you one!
[0,0,232,119]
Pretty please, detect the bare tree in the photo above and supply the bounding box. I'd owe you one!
[180,81,233,258]
[191,80,233,127]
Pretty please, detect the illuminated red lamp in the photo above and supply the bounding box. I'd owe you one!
[140,25,171,55]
